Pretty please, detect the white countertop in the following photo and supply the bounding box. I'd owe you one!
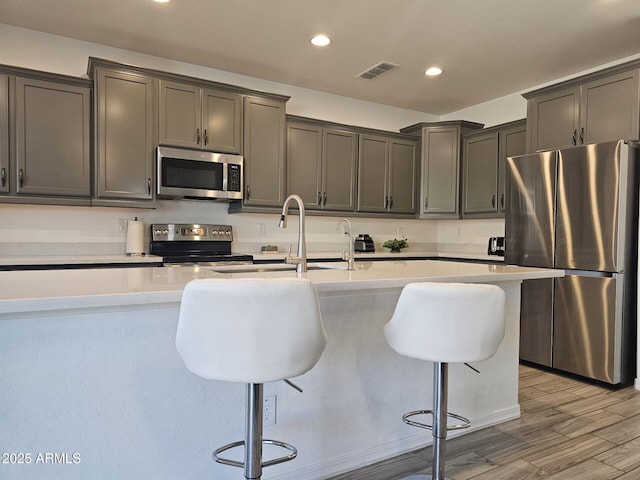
[0,254,164,267]
[0,250,501,268]
[251,250,503,262]
[0,260,560,315]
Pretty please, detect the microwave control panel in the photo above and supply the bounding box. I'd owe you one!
[228,164,241,192]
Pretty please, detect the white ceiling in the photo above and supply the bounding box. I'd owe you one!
[1,0,640,115]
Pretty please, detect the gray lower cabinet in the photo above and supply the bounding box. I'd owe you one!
[243,96,286,207]
[462,119,526,217]
[14,76,91,197]
[401,121,483,218]
[357,133,417,214]
[287,120,357,211]
[0,75,7,194]
[94,68,155,202]
[526,68,640,152]
[158,80,241,153]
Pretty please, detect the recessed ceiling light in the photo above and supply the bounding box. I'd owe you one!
[153,0,170,3]
[425,67,443,77]
[311,35,331,47]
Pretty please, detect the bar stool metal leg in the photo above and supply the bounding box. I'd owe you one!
[403,362,455,480]
[245,383,263,479]
[432,361,448,480]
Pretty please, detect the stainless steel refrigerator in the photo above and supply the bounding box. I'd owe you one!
[505,140,639,385]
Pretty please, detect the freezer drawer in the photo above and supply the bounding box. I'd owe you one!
[520,278,553,367]
[552,273,631,384]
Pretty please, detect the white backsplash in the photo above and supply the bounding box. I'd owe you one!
[0,201,504,258]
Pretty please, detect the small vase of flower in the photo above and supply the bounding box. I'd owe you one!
[383,238,408,253]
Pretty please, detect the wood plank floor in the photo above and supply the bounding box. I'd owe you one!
[328,364,640,479]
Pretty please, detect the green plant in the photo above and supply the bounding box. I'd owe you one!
[383,238,408,252]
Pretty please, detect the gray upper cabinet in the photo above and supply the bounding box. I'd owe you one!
[358,134,388,213]
[462,131,499,215]
[402,121,483,219]
[243,96,286,207]
[357,133,417,215]
[94,68,155,202]
[497,122,526,213]
[462,120,526,218]
[158,80,241,153]
[14,77,90,198]
[389,138,417,214]
[525,68,640,152]
[0,75,8,194]
[287,119,357,212]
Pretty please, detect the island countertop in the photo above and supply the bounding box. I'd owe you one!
[0,258,561,480]
[0,260,561,315]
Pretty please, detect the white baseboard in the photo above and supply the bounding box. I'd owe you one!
[635,377,640,391]
[266,405,521,480]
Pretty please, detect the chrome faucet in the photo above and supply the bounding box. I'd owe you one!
[279,194,307,273]
[338,218,355,271]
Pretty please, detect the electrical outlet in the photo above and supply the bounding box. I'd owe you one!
[263,395,276,426]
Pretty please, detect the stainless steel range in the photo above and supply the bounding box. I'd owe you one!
[150,223,253,266]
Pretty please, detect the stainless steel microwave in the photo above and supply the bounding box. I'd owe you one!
[156,146,243,201]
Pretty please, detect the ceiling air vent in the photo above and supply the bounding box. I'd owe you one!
[357,61,399,80]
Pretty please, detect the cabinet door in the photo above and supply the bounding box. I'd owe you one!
[498,123,526,213]
[422,126,460,216]
[202,89,242,153]
[243,96,286,207]
[158,80,201,148]
[581,70,640,145]
[15,77,90,197]
[527,86,579,152]
[388,138,416,214]
[0,75,7,193]
[462,132,498,215]
[357,134,388,213]
[95,69,154,200]
[287,122,322,208]
[323,128,357,211]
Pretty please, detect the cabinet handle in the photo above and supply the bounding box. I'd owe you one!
[18,169,24,188]
[384,196,388,209]
[0,167,5,187]
[323,192,327,206]
[500,193,505,209]
[317,192,322,205]
[580,127,585,144]
[147,178,152,195]
[196,128,201,145]
[424,197,428,209]
[572,129,577,145]
[389,196,393,209]
[491,194,496,208]
[204,129,208,146]
[246,185,251,200]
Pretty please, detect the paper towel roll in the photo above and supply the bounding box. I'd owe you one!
[126,219,145,256]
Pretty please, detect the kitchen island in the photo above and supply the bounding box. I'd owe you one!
[0,260,561,480]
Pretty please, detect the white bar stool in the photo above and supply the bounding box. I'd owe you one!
[176,278,327,480]
[384,282,506,480]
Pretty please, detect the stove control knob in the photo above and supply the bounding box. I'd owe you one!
[163,229,169,235]
[211,230,218,236]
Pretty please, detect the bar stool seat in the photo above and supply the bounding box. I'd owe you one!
[176,277,327,480]
[384,282,506,480]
